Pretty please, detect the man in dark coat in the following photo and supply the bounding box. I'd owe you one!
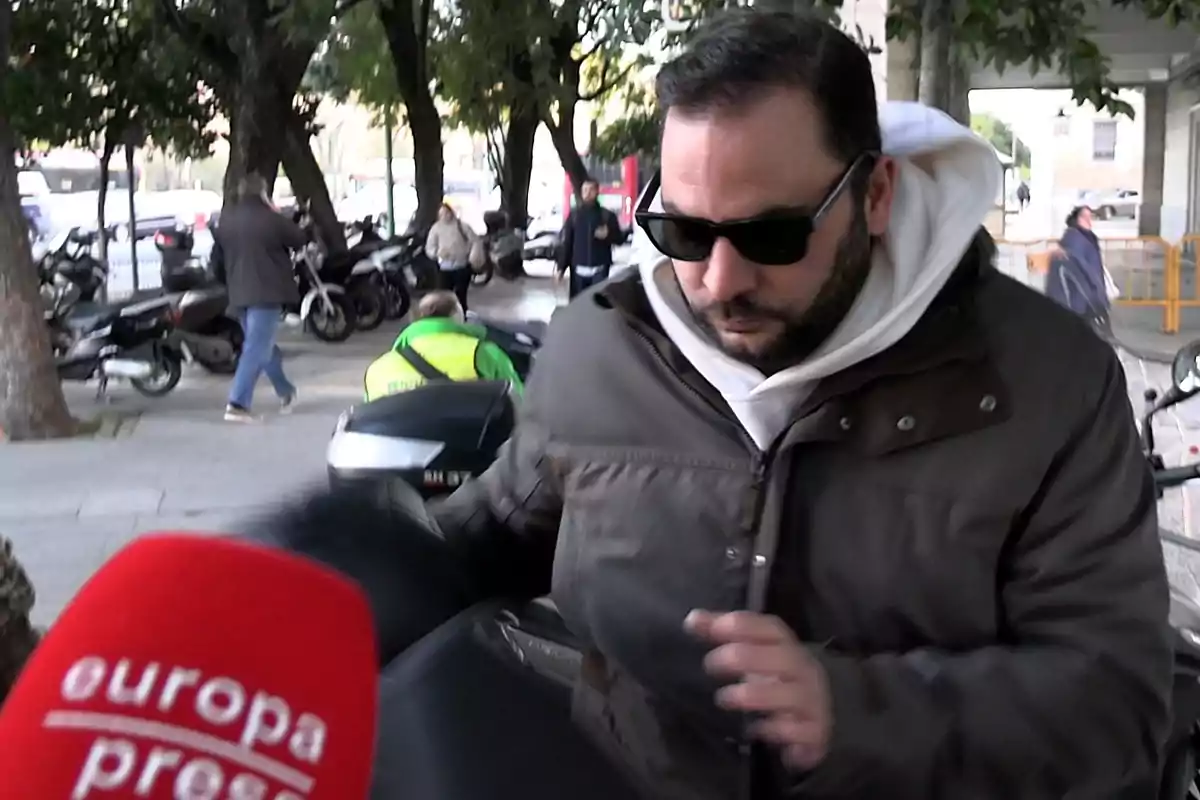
[245,11,1171,799]
[556,178,629,298]
[210,174,306,423]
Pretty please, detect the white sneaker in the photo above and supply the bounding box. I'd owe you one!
[279,390,298,415]
[224,405,260,423]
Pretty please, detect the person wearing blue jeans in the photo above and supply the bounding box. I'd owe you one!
[210,173,306,422]
[227,306,297,418]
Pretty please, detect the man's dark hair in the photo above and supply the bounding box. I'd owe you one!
[1065,206,1088,228]
[237,173,268,201]
[655,10,881,169]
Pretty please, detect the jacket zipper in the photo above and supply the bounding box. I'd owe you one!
[630,323,792,800]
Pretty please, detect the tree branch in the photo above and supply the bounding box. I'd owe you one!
[576,32,612,64]
[154,0,238,75]
[579,62,632,102]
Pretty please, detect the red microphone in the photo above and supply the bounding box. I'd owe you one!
[0,533,378,799]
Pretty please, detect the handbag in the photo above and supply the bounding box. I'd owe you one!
[458,221,487,271]
[1103,267,1120,301]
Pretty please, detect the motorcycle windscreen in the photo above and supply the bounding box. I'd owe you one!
[343,380,515,454]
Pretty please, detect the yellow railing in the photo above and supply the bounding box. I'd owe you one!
[996,236,1180,333]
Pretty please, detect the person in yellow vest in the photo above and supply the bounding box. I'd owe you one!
[364,291,525,402]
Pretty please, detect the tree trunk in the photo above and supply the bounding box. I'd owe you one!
[501,98,538,228]
[96,136,117,293]
[0,0,74,441]
[407,103,444,234]
[917,0,952,110]
[545,113,588,199]
[377,0,443,234]
[946,58,971,126]
[222,81,288,208]
[917,0,969,125]
[282,114,346,253]
[124,143,140,291]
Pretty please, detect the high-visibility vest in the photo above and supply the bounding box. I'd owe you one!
[363,331,481,401]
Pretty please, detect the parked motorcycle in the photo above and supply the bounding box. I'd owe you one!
[523,213,562,262]
[325,313,542,498]
[292,240,358,343]
[36,228,107,303]
[1138,339,1200,799]
[394,233,440,293]
[154,223,197,284]
[346,256,389,332]
[481,210,525,284]
[164,285,243,375]
[51,293,184,398]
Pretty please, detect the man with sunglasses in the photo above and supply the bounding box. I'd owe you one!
[433,6,1170,795]
[250,8,1170,799]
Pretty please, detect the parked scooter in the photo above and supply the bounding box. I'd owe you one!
[393,233,440,293]
[479,210,525,285]
[523,213,562,262]
[163,285,243,375]
[342,215,414,320]
[36,228,107,303]
[324,312,542,498]
[51,293,184,398]
[154,223,243,374]
[1137,339,1200,799]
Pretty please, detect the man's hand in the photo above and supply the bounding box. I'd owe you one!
[685,610,832,770]
[594,224,609,241]
[553,269,565,284]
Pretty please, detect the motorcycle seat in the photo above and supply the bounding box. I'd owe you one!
[468,314,547,346]
[66,295,173,331]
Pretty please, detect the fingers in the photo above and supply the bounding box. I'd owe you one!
[749,714,827,764]
[704,642,807,680]
[716,677,819,716]
[686,609,793,645]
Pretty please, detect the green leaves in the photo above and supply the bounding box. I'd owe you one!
[6,0,215,155]
[312,1,398,110]
[884,0,1191,119]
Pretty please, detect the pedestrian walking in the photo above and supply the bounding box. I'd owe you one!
[555,178,628,299]
[210,174,305,423]
[424,203,481,312]
[1016,180,1030,210]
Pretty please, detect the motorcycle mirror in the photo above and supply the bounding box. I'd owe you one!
[1170,340,1200,403]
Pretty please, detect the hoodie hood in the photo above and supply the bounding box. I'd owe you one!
[638,102,1001,449]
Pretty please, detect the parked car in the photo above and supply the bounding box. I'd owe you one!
[336,183,419,234]
[1079,189,1140,220]
[18,170,51,240]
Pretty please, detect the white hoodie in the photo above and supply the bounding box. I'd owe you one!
[638,102,1002,449]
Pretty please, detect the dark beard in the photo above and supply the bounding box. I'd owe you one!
[688,208,874,374]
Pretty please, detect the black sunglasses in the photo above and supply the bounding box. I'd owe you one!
[634,152,877,266]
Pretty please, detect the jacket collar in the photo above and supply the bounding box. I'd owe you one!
[597,230,1010,454]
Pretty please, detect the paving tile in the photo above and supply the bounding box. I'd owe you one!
[0,489,84,521]
[79,487,164,518]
